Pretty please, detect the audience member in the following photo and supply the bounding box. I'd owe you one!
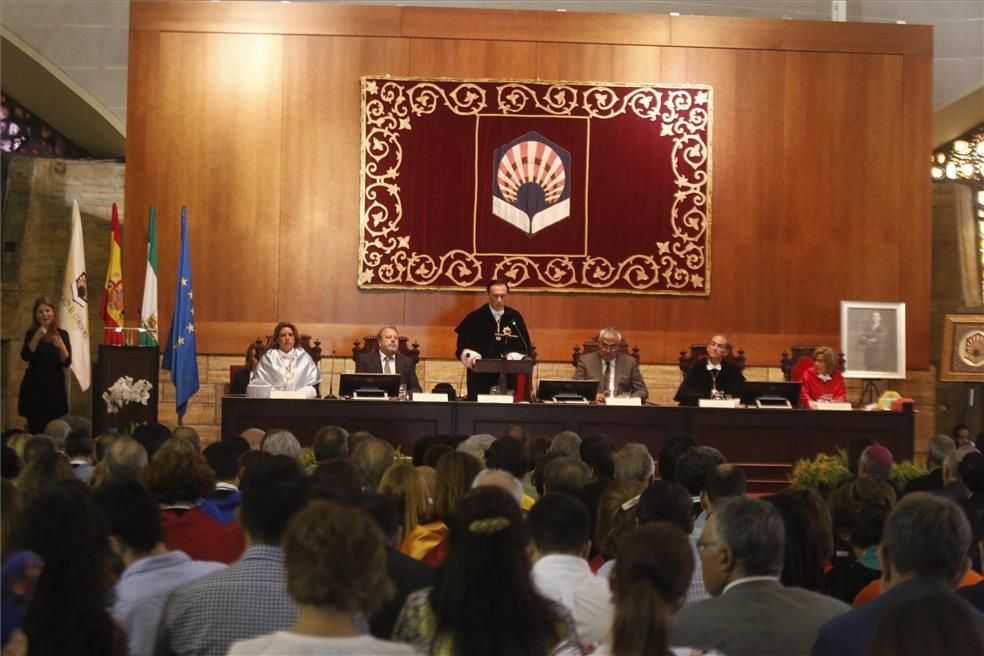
[348,430,378,459]
[812,493,976,656]
[15,448,74,504]
[549,430,581,459]
[456,433,495,464]
[594,479,647,578]
[351,437,394,491]
[422,443,454,468]
[434,451,483,525]
[308,458,362,502]
[158,455,309,656]
[471,468,524,505]
[613,443,655,483]
[485,437,534,510]
[228,500,416,655]
[825,505,890,604]
[636,480,710,608]
[959,450,984,523]
[63,414,92,436]
[601,523,723,656]
[1,478,22,555]
[958,511,984,610]
[200,440,243,525]
[312,424,349,462]
[676,445,726,533]
[528,435,551,465]
[132,423,171,462]
[674,497,849,656]
[379,463,430,554]
[6,430,33,460]
[93,479,226,656]
[764,492,826,591]
[172,425,201,453]
[657,433,698,482]
[260,429,302,459]
[845,438,876,479]
[499,423,530,445]
[783,486,835,568]
[349,492,435,639]
[902,434,955,495]
[393,486,577,654]
[141,439,244,564]
[43,418,71,449]
[21,434,56,466]
[222,434,251,456]
[953,423,975,448]
[543,456,592,497]
[579,434,615,558]
[1,443,22,479]
[8,480,126,655]
[532,451,563,496]
[239,427,265,450]
[103,435,149,484]
[857,445,893,482]
[64,430,95,482]
[866,589,984,656]
[940,445,979,502]
[239,448,272,478]
[528,493,613,645]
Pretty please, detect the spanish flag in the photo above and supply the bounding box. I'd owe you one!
[100,203,124,345]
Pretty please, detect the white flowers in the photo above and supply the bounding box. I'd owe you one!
[102,376,153,414]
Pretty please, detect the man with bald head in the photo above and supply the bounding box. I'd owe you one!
[675,334,745,406]
[355,326,421,394]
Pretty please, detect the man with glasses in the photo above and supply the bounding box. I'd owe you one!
[573,327,648,403]
[675,334,745,406]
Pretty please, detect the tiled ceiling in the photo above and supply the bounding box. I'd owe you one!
[0,0,981,127]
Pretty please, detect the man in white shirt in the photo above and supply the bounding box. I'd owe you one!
[528,493,614,646]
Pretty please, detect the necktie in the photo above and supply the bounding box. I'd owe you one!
[386,356,395,375]
[604,361,613,396]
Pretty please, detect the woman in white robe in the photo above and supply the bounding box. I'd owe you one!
[251,321,321,398]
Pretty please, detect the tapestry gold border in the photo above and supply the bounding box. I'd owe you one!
[359,75,713,296]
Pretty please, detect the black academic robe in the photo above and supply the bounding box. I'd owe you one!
[674,359,745,406]
[454,304,531,400]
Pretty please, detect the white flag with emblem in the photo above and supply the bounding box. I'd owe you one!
[58,200,91,391]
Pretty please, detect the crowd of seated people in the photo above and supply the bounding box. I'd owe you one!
[1,419,983,656]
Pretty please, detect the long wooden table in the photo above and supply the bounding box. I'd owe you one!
[222,397,914,492]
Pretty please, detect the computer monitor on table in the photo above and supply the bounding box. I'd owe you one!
[339,373,401,398]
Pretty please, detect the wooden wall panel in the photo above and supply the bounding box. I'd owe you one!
[124,2,933,369]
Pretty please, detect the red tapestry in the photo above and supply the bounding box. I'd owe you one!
[360,77,712,294]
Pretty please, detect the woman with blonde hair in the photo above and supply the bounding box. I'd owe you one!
[595,479,648,579]
[799,346,846,407]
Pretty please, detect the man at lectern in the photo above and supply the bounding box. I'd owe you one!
[573,327,648,403]
[354,326,422,394]
[674,334,744,406]
[455,279,532,400]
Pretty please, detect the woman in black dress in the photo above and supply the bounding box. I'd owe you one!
[19,297,72,433]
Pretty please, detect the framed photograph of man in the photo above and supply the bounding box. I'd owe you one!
[840,301,906,379]
[940,314,984,382]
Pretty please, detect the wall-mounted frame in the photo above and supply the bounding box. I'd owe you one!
[941,314,984,382]
[840,301,906,379]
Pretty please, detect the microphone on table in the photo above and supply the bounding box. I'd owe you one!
[326,350,337,399]
[510,319,530,355]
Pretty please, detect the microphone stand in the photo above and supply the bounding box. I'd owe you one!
[326,349,337,399]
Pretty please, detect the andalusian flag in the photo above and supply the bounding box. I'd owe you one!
[140,207,159,346]
[100,203,124,345]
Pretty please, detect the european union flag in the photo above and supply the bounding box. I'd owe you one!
[162,207,200,418]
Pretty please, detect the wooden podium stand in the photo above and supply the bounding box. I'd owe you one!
[92,345,160,434]
[473,358,536,401]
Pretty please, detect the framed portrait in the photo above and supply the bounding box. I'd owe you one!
[840,301,906,379]
[941,314,984,382]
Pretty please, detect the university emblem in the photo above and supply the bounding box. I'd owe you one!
[73,272,88,308]
[492,131,571,236]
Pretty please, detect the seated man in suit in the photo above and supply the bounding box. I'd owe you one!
[354,326,422,394]
[675,334,745,405]
[573,327,647,403]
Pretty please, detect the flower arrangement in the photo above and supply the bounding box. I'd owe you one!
[790,448,928,497]
[102,376,153,414]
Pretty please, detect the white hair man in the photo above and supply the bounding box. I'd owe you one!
[573,327,648,403]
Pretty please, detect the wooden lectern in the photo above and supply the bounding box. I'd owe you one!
[92,344,160,434]
[473,358,536,402]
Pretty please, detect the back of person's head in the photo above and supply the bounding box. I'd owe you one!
[261,429,302,459]
[675,445,726,496]
[92,479,163,554]
[543,456,591,496]
[657,434,697,481]
[240,455,308,545]
[434,486,560,656]
[456,434,495,464]
[423,444,454,469]
[847,504,890,550]
[240,427,265,450]
[434,451,484,523]
[240,449,273,478]
[549,431,581,459]
[763,492,825,591]
[105,435,149,482]
[580,434,615,480]
[7,431,32,459]
[847,437,876,475]
[221,435,251,456]
[528,436,551,463]
[309,458,362,502]
[16,449,75,504]
[704,464,747,504]
[609,522,690,656]
[43,418,72,448]
[171,425,201,453]
[312,425,349,461]
[781,486,834,564]
[351,437,395,491]
[596,479,647,559]
[867,589,984,656]
[64,431,94,459]
[63,415,92,435]
[1,444,22,479]
[860,444,894,480]
[22,435,56,466]
[714,497,785,578]
[614,443,655,483]
[527,493,590,556]
[94,432,119,462]
[499,424,529,446]
[9,479,115,654]
[828,477,896,546]
[283,500,393,615]
[378,462,428,536]
[485,437,530,480]
[348,430,377,458]
[141,440,215,504]
[943,445,978,483]
[203,440,241,482]
[882,492,970,582]
[927,434,956,469]
[2,428,29,447]
[957,450,984,495]
[348,492,400,545]
[471,468,524,504]
[532,452,563,496]
[637,480,693,532]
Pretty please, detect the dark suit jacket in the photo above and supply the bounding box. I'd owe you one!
[573,351,648,400]
[354,351,422,393]
[901,467,943,496]
[674,579,850,656]
[674,358,745,405]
